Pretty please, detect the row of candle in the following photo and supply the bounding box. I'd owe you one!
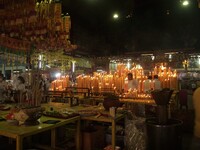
[49,75,70,91]
[122,92,152,99]
[49,63,178,93]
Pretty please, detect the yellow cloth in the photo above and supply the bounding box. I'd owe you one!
[14,110,29,125]
[193,87,200,138]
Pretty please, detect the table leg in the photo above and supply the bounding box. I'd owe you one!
[112,120,116,150]
[51,128,56,149]
[76,119,81,150]
[16,136,23,150]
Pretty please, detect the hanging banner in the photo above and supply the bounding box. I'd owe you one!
[0,35,30,53]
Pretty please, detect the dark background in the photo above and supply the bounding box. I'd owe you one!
[61,0,200,56]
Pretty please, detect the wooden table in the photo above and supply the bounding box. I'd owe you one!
[43,102,126,150]
[87,96,155,105]
[120,97,154,103]
[0,102,126,150]
[81,112,126,150]
[0,114,80,150]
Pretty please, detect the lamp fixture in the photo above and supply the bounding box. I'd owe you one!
[181,0,190,6]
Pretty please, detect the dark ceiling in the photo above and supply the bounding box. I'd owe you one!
[61,0,200,56]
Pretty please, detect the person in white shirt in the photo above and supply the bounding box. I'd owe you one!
[15,76,26,103]
[153,75,161,90]
[124,72,138,92]
[16,76,26,92]
[143,76,152,93]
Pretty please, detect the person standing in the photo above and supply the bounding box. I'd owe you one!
[143,76,152,93]
[153,75,161,90]
[124,72,138,92]
[193,87,200,137]
[0,74,7,103]
[192,87,200,149]
[15,76,26,103]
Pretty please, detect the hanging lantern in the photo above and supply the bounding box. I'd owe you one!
[54,2,62,23]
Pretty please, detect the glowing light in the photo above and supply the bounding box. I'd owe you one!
[182,0,189,6]
[182,59,189,69]
[72,61,76,72]
[46,65,51,68]
[127,61,131,70]
[113,13,119,19]
[39,54,42,69]
[55,72,61,78]
[198,58,200,65]
[151,56,155,61]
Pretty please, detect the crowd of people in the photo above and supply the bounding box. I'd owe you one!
[123,72,161,93]
[0,73,50,103]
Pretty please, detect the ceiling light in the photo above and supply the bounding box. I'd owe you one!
[113,13,119,19]
[181,0,189,6]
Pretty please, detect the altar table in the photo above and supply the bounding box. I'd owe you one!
[0,114,80,150]
[43,102,126,150]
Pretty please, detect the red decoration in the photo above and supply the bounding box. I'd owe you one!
[0,0,74,52]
